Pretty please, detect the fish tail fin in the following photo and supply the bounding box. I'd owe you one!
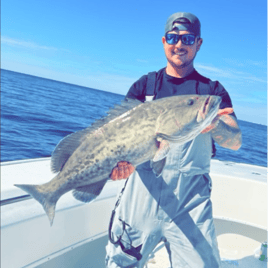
[14,183,57,226]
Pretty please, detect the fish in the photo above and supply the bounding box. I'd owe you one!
[15,94,221,226]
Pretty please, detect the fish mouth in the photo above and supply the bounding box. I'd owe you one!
[196,96,221,123]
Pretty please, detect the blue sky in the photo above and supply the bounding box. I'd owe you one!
[2,0,267,124]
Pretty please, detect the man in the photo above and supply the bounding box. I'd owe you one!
[105,12,242,268]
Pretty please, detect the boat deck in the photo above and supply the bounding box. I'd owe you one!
[146,241,268,268]
[1,158,267,268]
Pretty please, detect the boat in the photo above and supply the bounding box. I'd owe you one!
[1,157,267,268]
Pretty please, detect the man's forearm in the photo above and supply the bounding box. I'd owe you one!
[211,114,242,150]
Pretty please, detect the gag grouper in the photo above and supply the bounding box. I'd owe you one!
[15,95,221,226]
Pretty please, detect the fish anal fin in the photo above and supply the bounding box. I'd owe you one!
[72,179,107,203]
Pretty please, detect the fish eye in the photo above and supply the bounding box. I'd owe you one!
[187,99,194,106]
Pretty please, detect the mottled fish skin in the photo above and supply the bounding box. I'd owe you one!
[15,95,221,226]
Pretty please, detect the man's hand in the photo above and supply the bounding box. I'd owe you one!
[110,161,135,181]
[202,107,242,150]
[201,108,234,134]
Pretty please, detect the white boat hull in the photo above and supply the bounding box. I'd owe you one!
[1,158,267,268]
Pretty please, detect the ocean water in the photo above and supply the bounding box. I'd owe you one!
[1,69,267,167]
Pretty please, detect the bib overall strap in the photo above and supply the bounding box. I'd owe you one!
[145,71,157,101]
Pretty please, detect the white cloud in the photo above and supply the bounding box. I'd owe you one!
[1,59,135,95]
[1,36,58,51]
[223,58,266,68]
[195,63,267,83]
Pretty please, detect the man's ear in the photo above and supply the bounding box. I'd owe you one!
[197,38,203,51]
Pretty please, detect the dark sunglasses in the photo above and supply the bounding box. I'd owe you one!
[165,33,196,45]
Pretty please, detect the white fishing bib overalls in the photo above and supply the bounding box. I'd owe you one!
[105,132,221,268]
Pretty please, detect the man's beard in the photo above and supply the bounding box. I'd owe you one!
[169,53,197,69]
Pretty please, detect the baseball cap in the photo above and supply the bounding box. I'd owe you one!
[165,12,201,37]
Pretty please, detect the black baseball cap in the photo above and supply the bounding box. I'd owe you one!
[165,12,201,37]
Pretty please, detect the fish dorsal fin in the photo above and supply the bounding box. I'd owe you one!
[91,98,142,127]
[51,98,142,173]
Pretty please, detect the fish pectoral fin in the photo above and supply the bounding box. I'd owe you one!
[153,139,170,162]
[150,158,166,177]
[156,132,183,143]
[72,179,107,203]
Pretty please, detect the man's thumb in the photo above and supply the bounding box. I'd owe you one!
[217,107,234,116]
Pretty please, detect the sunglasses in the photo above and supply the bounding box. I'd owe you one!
[165,33,196,45]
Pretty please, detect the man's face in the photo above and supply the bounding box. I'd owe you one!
[162,30,203,70]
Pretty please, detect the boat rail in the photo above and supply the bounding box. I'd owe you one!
[0,194,32,206]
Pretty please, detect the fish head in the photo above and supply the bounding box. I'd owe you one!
[173,95,221,139]
[156,95,221,143]
[174,95,221,125]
